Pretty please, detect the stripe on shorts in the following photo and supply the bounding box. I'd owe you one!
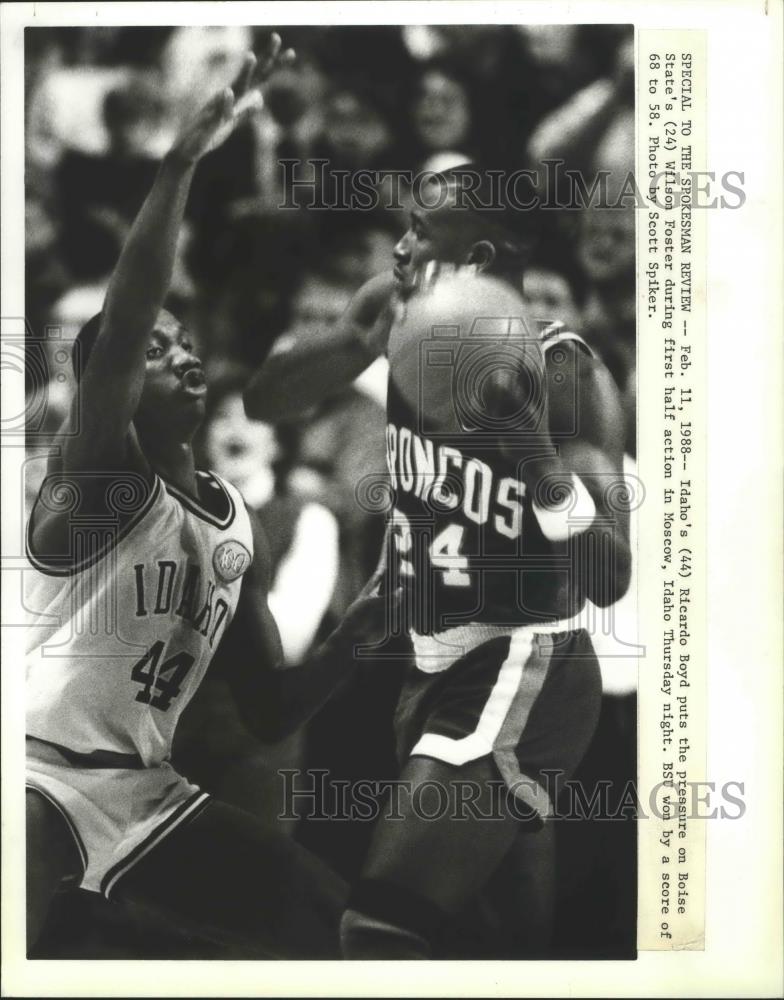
[492,633,555,822]
[410,628,541,766]
[100,791,211,899]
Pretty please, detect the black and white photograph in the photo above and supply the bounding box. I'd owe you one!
[2,3,781,996]
[18,20,639,962]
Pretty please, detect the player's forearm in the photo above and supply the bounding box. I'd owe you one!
[523,453,631,606]
[518,446,604,555]
[580,519,632,607]
[526,441,631,605]
[225,575,357,740]
[98,154,196,365]
[276,639,359,739]
[244,273,390,421]
[233,634,359,742]
[244,335,370,420]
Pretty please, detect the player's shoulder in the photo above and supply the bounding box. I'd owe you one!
[27,462,162,572]
[540,321,609,382]
[540,320,594,357]
[543,324,623,433]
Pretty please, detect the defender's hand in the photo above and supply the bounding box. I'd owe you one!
[329,587,403,655]
[169,34,295,164]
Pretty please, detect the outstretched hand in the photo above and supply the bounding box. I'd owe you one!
[170,33,295,164]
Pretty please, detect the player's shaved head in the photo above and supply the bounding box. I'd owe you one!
[393,167,541,299]
[72,308,183,381]
[427,167,540,262]
[406,167,541,282]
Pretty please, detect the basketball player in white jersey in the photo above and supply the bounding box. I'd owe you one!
[244,170,632,958]
[25,36,391,958]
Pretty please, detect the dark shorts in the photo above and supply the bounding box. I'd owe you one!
[394,625,602,824]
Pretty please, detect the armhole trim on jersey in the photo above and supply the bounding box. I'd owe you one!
[541,327,595,358]
[163,471,235,530]
[25,475,163,578]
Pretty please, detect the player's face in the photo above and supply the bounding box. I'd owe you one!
[135,311,206,437]
[392,194,478,296]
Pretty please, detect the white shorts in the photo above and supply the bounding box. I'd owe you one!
[26,738,210,896]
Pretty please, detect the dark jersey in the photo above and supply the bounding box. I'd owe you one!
[385,323,592,635]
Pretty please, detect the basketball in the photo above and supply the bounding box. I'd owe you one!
[387,268,541,432]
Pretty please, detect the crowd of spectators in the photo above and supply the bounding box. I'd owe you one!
[25,25,637,958]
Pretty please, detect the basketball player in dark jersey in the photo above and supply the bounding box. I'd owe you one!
[25,37,394,959]
[245,171,632,958]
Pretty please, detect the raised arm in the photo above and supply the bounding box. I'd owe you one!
[527,36,633,169]
[60,40,292,473]
[243,272,394,421]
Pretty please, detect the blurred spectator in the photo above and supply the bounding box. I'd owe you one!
[301,77,408,217]
[54,75,167,282]
[404,26,539,166]
[411,62,476,168]
[252,42,329,207]
[325,84,393,168]
[161,26,253,120]
[316,222,397,287]
[200,378,341,664]
[286,273,352,339]
[102,78,170,157]
[25,30,66,192]
[310,25,413,102]
[27,60,133,180]
[294,388,388,625]
[527,29,634,187]
[523,266,582,334]
[515,25,587,120]
[191,211,309,372]
[525,28,635,453]
[202,383,280,508]
[577,204,636,454]
[23,376,72,517]
[25,195,69,338]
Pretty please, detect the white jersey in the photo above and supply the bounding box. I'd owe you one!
[25,471,253,766]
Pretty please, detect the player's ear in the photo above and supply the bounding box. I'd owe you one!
[465,240,496,272]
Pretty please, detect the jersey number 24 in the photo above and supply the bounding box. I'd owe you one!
[391,508,470,587]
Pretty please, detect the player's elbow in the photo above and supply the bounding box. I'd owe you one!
[234,674,305,743]
[237,699,296,744]
[254,716,296,744]
[243,364,310,422]
[587,540,632,607]
[226,669,288,742]
[243,377,276,422]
